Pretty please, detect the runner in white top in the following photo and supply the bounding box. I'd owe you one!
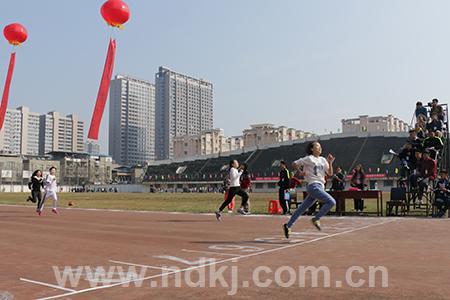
[283,141,336,238]
[293,155,329,186]
[215,160,250,220]
[37,166,59,215]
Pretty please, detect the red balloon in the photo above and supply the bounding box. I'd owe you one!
[101,0,130,28]
[3,23,28,46]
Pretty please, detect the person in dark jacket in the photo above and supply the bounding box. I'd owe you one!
[239,163,252,214]
[351,164,366,213]
[426,114,443,133]
[434,170,450,218]
[27,170,43,210]
[278,161,291,214]
[331,167,345,191]
[422,131,444,160]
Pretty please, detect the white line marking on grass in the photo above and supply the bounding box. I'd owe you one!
[35,218,397,300]
[19,278,76,292]
[181,249,243,257]
[109,260,177,271]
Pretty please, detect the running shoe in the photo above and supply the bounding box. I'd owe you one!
[283,223,291,239]
[51,208,58,214]
[311,217,321,231]
[215,211,221,221]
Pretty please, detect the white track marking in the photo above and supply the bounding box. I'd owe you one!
[0,204,405,220]
[208,245,264,252]
[254,237,305,244]
[35,219,397,300]
[154,255,215,266]
[19,278,76,292]
[181,249,242,257]
[108,260,177,271]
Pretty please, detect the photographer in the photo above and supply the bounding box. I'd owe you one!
[429,99,444,121]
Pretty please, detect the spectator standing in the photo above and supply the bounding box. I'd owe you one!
[238,163,252,214]
[277,161,291,215]
[350,164,366,213]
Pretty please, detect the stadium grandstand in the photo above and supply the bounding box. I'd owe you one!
[146,101,449,196]
[145,132,442,192]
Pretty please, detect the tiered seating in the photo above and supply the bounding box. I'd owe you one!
[145,135,407,182]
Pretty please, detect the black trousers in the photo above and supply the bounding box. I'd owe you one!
[278,188,288,214]
[219,187,249,212]
[434,196,450,217]
[32,190,42,210]
[352,184,365,211]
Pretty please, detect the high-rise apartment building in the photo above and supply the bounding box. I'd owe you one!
[39,112,84,155]
[109,74,155,166]
[0,106,41,156]
[155,67,213,160]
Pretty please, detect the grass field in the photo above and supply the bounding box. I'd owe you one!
[0,192,384,215]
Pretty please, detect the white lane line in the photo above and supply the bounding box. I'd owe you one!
[19,278,76,292]
[109,260,177,271]
[181,249,242,257]
[0,204,404,220]
[36,219,397,300]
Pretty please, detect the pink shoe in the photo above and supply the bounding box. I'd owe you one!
[51,208,58,214]
[36,210,41,216]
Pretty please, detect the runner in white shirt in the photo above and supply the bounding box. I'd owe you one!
[37,166,59,215]
[215,160,249,221]
[283,141,336,238]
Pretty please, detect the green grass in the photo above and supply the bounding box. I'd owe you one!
[0,192,386,215]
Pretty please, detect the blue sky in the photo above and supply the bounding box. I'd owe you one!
[1,0,450,153]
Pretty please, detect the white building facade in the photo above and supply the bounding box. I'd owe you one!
[155,67,213,160]
[39,111,84,155]
[342,115,410,134]
[109,74,155,166]
[0,106,42,156]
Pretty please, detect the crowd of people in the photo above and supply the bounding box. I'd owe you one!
[396,99,448,217]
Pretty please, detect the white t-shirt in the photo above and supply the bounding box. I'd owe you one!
[44,174,57,192]
[228,168,243,187]
[294,155,329,186]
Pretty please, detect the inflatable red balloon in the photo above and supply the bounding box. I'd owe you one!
[3,23,28,46]
[101,0,130,28]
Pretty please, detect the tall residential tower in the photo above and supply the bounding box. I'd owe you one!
[155,67,213,160]
[109,75,155,166]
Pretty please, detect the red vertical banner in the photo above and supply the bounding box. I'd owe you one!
[87,38,116,140]
[0,52,16,131]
